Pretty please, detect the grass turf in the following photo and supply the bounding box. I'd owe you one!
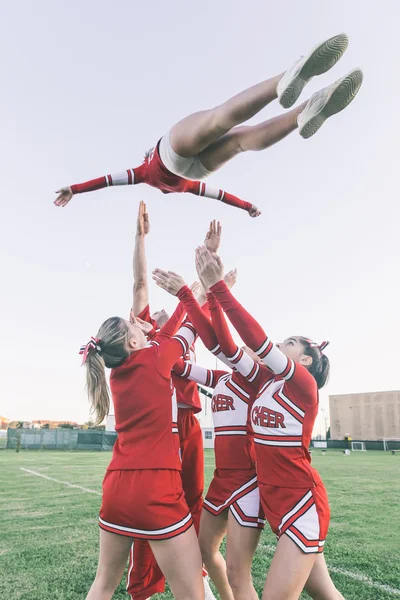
[0,449,399,599]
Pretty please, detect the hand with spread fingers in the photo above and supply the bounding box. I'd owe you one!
[152,269,187,297]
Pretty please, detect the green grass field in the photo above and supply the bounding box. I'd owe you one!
[1,449,399,600]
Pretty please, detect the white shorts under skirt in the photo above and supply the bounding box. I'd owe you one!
[159,132,212,181]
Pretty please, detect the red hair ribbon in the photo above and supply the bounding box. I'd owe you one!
[318,341,329,352]
[79,336,101,366]
[308,340,330,353]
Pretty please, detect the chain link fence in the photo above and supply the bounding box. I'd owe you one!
[6,428,400,452]
[6,428,117,451]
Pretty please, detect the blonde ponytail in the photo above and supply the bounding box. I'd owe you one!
[86,352,110,424]
[83,317,130,424]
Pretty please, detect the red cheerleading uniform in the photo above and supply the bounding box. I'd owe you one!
[69,140,252,213]
[209,280,330,555]
[99,286,203,544]
[127,302,204,600]
[173,294,266,530]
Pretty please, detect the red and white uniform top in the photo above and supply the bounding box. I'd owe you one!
[209,280,323,489]
[137,304,202,413]
[174,293,265,470]
[176,358,258,470]
[69,140,252,214]
[107,286,199,472]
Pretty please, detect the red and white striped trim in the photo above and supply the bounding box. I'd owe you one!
[173,323,196,355]
[273,388,305,423]
[230,501,266,529]
[217,373,231,385]
[279,490,313,531]
[99,512,193,540]
[172,421,179,434]
[127,169,134,185]
[246,361,260,383]
[182,321,196,337]
[227,347,244,365]
[214,425,247,437]
[254,433,302,447]
[255,337,274,359]
[227,348,260,382]
[181,362,192,378]
[279,359,296,380]
[126,543,135,598]
[211,342,222,356]
[256,377,275,399]
[285,525,325,554]
[204,369,216,388]
[204,476,258,515]
[225,378,250,403]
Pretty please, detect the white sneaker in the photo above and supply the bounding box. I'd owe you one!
[277,33,349,108]
[297,68,363,139]
[203,576,217,600]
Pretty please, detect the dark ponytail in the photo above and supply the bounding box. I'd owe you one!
[299,338,330,389]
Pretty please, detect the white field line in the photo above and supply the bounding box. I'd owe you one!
[20,469,400,596]
[20,468,101,496]
[260,543,400,596]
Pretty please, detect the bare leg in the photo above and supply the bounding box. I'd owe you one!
[262,534,317,600]
[86,529,133,600]
[169,74,283,157]
[198,508,234,600]
[149,525,204,600]
[199,102,306,172]
[225,511,261,600]
[304,554,345,600]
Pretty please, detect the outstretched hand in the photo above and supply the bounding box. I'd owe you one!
[54,186,73,207]
[137,200,150,236]
[195,246,224,289]
[152,269,187,297]
[249,205,261,218]
[130,312,154,334]
[204,220,222,253]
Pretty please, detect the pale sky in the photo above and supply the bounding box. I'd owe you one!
[1,0,399,433]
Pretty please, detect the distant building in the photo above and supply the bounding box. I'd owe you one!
[329,390,400,440]
[0,416,9,430]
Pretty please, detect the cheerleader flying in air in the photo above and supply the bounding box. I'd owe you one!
[54,34,363,217]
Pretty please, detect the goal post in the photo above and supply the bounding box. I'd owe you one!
[383,438,400,451]
[351,441,366,451]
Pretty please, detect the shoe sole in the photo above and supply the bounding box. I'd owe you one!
[280,33,349,109]
[299,69,363,139]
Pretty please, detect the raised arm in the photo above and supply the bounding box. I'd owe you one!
[153,302,186,344]
[156,316,199,378]
[207,293,261,384]
[152,273,234,369]
[173,358,228,389]
[196,247,314,392]
[131,201,150,316]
